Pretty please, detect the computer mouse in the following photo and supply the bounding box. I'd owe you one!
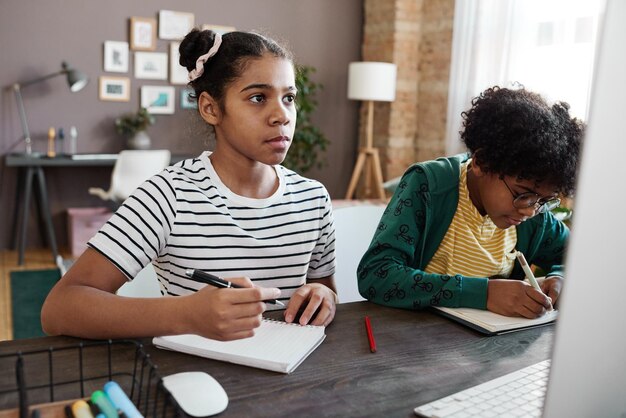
[162,371,228,417]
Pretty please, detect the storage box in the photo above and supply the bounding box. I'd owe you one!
[67,207,112,258]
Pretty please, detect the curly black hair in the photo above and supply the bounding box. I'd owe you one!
[460,86,584,196]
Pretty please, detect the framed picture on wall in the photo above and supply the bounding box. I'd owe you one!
[103,41,129,73]
[159,10,194,40]
[130,17,157,51]
[141,85,176,114]
[134,52,168,80]
[99,76,130,101]
[169,42,188,84]
[201,24,237,35]
[180,88,197,109]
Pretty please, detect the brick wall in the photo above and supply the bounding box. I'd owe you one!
[359,0,455,182]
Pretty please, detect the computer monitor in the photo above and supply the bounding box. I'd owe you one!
[543,0,626,416]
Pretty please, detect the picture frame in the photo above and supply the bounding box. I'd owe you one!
[130,17,157,51]
[141,85,176,114]
[159,10,194,40]
[134,52,168,80]
[169,42,189,85]
[98,76,130,102]
[201,24,237,35]
[103,41,129,73]
[180,87,197,109]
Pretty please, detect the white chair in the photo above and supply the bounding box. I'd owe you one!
[89,150,171,202]
[332,204,386,303]
[116,263,162,297]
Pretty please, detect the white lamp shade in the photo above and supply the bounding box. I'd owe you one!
[347,61,397,102]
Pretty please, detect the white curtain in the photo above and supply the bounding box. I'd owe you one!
[445,0,604,155]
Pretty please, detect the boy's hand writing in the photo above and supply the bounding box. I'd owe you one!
[539,276,563,307]
[487,279,553,318]
[186,277,281,341]
[284,283,337,326]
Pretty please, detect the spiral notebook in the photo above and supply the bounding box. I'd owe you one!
[433,306,558,335]
[153,318,326,374]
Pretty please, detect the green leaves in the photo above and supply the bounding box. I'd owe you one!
[283,65,330,173]
[115,107,156,136]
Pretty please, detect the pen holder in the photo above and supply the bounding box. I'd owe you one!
[0,340,184,418]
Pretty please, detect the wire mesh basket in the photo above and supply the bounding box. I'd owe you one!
[0,339,184,418]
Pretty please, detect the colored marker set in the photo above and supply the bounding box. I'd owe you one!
[66,382,143,418]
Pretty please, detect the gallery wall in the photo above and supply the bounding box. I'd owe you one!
[0,0,363,249]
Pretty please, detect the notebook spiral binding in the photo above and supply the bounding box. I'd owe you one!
[262,317,319,328]
[0,340,184,418]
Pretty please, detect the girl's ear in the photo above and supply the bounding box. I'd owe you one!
[198,92,221,125]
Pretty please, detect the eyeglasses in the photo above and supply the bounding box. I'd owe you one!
[501,177,561,214]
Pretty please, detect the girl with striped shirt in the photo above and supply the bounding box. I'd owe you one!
[42,29,337,340]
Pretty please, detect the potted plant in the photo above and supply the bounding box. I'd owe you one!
[115,107,155,150]
[283,65,330,173]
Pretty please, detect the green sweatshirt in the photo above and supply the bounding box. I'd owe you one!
[357,154,569,310]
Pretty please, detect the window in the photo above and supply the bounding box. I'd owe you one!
[445,0,604,155]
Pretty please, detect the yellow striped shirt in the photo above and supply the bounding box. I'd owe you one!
[424,160,517,278]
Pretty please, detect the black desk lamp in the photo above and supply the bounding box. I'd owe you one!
[10,61,88,155]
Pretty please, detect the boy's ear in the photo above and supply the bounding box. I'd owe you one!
[470,156,487,177]
[198,92,221,125]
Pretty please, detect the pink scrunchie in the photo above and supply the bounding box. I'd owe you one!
[188,32,222,82]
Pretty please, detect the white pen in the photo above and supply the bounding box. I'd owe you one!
[515,250,553,311]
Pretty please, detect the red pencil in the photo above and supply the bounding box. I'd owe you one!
[365,315,377,353]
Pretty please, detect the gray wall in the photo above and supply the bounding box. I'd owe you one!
[0,0,363,249]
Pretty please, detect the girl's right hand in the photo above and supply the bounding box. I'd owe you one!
[184,277,281,341]
[486,279,553,318]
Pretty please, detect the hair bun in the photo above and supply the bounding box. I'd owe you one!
[179,29,217,72]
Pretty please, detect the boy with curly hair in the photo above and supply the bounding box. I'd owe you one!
[357,86,584,318]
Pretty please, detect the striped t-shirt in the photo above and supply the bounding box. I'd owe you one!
[88,152,336,307]
[424,160,517,278]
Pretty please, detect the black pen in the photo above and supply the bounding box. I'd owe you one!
[185,269,285,307]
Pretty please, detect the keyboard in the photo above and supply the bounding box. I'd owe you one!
[414,359,551,418]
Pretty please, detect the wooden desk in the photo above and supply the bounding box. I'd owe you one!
[5,153,191,265]
[0,302,554,417]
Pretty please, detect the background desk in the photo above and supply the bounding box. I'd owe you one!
[0,302,555,417]
[5,153,191,265]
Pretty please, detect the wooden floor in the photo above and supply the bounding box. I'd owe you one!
[0,248,70,341]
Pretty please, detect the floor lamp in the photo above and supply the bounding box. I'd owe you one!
[345,62,397,200]
[9,61,88,155]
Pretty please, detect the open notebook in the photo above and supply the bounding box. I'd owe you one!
[153,318,325,374]
[433,306,558,335]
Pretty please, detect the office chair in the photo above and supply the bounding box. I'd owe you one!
[117,264,162,297]
[88,149,171,203]
[332,204,385,303]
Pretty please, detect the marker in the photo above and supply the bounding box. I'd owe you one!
[64,405,73,418]
[365,315,377,353]
[71,401,94,418]
[185,269,285,306]
[515,251,553,311]
[91,391,117,418]
[104,381,143,418]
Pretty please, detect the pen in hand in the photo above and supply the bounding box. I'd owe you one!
[515,251,553,311]
[185,269,285,307]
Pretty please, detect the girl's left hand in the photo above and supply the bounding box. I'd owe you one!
[284,283,337,326]
[539,276,563,307]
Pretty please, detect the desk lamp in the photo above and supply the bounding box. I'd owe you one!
[9,61,88,155]
[345,61,397,199]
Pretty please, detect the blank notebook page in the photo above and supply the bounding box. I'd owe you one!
[153,319,326,374]
[434,307,558,334]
